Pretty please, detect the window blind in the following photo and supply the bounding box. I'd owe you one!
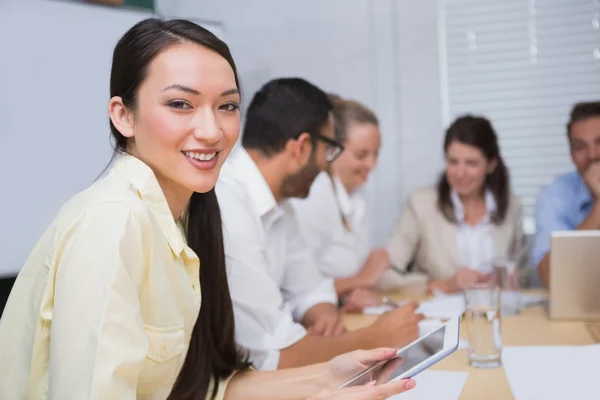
[440,0,600,230]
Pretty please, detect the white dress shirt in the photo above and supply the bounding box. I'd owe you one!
[451,189,496,272]
[292,172,371,280]
[215,150,337,371]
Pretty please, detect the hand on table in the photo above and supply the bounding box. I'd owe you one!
[369,302,424,348]
[431,268,491,294]
[306,309,346,337]
[341,288,380,313]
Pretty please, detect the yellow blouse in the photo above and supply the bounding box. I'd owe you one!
[0,155,231,399]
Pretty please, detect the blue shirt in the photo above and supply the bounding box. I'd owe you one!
[531,171,593,268]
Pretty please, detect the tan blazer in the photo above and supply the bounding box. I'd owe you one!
[384,186,526,284]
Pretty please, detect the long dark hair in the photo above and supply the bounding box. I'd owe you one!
[109,18,250,399]
[437,115,510,224]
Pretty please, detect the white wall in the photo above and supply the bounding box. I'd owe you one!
[395,0,445,200]
[0,0,152,277]
[0,0,446,275]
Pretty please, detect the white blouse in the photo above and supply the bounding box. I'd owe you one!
[451,189,496,272]
[292,172,371,279]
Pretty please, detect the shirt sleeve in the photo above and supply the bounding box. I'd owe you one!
[280,207,338,321]
[292,178,364,279]
[385,193,422,272]
[531,185,572,269]
[217,186,307,371]
[509,196,529,283]
[49,202,149,399]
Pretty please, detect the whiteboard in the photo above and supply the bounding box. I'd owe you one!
[0,0,153,277]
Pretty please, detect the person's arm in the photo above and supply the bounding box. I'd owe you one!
[532,181,600,286]
[224,348,416,400]
[278,328,377,368]
[281,207,340,332]
[301,302,345,336]
[226,363,330,400]
[278,303,423,369]
[49,203,149,399]
[334,276,369,295]
[385,194,422,275]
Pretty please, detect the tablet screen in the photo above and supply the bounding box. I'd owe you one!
[346,324,446,386]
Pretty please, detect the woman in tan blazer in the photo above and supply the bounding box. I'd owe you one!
[384,115,525,293]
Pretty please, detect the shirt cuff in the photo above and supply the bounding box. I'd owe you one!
[289,278,338,321]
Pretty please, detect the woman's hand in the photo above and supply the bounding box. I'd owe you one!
[431,268,489,293]
[304,303,346,337]
[313,348,416,399]
[325,348,401,388]
[307,379,416,400]
[341,288,380,313]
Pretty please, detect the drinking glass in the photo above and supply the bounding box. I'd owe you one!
[492,257,522,316]
[464,283,502,368]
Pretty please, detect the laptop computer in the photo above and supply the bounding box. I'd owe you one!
[550,231,600,320]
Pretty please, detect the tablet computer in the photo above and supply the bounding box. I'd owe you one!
[339,316,460,387]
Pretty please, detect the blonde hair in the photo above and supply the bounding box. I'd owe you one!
[330,98,379,143]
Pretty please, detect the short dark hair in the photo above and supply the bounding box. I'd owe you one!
[437,115,510,224]
[241,78,333,155]
[568,101,600,136]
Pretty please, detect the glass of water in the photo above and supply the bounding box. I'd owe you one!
[464,283,502,368]
[492,257,522,316]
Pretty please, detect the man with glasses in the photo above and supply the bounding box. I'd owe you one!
[216,78,422,371]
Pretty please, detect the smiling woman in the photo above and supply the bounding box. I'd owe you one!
[385,115,526,295]
[0,17,415,400]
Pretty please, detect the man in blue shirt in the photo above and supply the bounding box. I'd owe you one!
[533,101,600,286]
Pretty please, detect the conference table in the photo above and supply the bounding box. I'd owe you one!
[342,289,596,399]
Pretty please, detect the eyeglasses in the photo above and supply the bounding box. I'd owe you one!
[311,133,345,163]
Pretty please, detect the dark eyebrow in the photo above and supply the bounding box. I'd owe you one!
[221,88,239,97]
[161,85,238,98]
[162,84,200,95]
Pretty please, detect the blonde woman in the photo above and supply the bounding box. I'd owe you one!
[293,98,393,311]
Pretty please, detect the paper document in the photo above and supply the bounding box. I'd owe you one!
[364,292,547,319]
[387,371,468,400]
[364,294,464,319]
[503,345,600,399]
[418,319,444,335]
[417,294,465,319]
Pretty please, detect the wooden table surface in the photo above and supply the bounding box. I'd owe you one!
[342,290,595,399]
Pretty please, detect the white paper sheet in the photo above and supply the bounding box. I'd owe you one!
[503,345,600,400]
[387,371,468,400]
[364,292,546,319]
[417,295,465,319]
[363,295,464,319]
[417,319,444,335]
